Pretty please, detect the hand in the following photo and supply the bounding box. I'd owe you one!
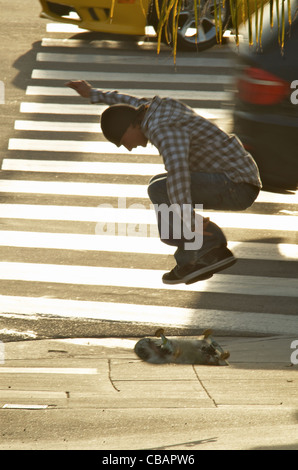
[65,80,92,98]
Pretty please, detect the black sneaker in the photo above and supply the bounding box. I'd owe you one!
[162,246,237,285]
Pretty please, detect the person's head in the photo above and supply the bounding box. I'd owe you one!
[100,104,148,151]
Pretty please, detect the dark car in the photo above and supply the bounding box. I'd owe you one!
[231,0,298,191]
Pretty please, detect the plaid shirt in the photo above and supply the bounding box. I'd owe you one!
[91,89,262,208]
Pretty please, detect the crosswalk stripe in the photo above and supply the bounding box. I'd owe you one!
[31,69,233,85]
[14,120,101,132]
[0,295,297,335]
[8,138,159,155]
[40,37,136,48]
[41,37,171,52]
[3,28,296,340]
[42,25,232,54]
[20,102,106,114]
[2,159,165,175]
[28,84,226,98]
[0,203,149,222]
[19,102,230,120]
[0,391,65,398]
[46,23,88,33]
[1,159,298,206]
[0,367,97,374]
[40,36,232,53]
[0,203,296,232]
[0,262,296,297]
[0,175,297,207]
[36,52,235,67]
[0,231,296,260]
[2,162,297,206]
[0,180,150,197]
[3,404,58,409]
[13,114,226,132]
[0,165,297,206]
[28,84,232,101]
[27,85,230,97]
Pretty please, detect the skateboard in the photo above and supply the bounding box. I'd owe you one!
[134,328,230,365]
[198,328,230,365]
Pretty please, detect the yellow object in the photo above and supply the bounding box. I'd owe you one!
[39,0,152,35]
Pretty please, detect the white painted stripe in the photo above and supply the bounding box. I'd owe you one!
[14,120,101,133]
[27,84,231,101]
[31,70,233,85]
[41,37,87,46]
[46,23,88,33]
[44,23,149,38]
[2,161,297,208]
[1,158,298,205]
[1,391,67,399]
[1,173,296,206]
[0,367,97,374]
[26,86,92,96]
[20,102,230,120]
[0,174,297,209]
[0,180,150,197]
[0,203,296,232]
[13,113,226,132]
[0,262,296,297]
[1,158,297,201]
[0,295,297,335]
[8,138,159,155]
[41,35,168,48]
[2,159,164,175]
[0,328,36,339]
[28,85,231,101]
[0,203,147,222]
[257,191,298,204]
[36,52,235,67]
[0,231,296,260]
[2,404,49,409]
[40,36,230,53]
[20,102,107,115]
[25,88,229,120]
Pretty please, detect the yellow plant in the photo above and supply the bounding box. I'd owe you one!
[153,0,294,59]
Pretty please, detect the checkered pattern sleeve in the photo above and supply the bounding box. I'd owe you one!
[90,89,148,107]
[153,126,199,234]
[154,126,193,207]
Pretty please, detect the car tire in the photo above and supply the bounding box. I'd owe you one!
[167,0,230,52]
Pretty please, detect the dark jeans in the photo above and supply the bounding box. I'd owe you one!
[147,172,259,266]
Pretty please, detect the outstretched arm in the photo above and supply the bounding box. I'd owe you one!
[65,80,92,98]
[65,80,149,107]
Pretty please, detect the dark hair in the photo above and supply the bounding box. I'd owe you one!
[101,104,148,147]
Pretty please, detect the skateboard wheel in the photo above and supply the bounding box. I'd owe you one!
[220,351,230,360]
[155,328,164,337]
[202,329,213,338]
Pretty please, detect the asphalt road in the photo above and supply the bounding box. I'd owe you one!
[0,0,297,342]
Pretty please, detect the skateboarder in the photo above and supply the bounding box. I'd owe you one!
[66,80,262,284]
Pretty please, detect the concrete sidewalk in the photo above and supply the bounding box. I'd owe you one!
[0,335,297,450]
